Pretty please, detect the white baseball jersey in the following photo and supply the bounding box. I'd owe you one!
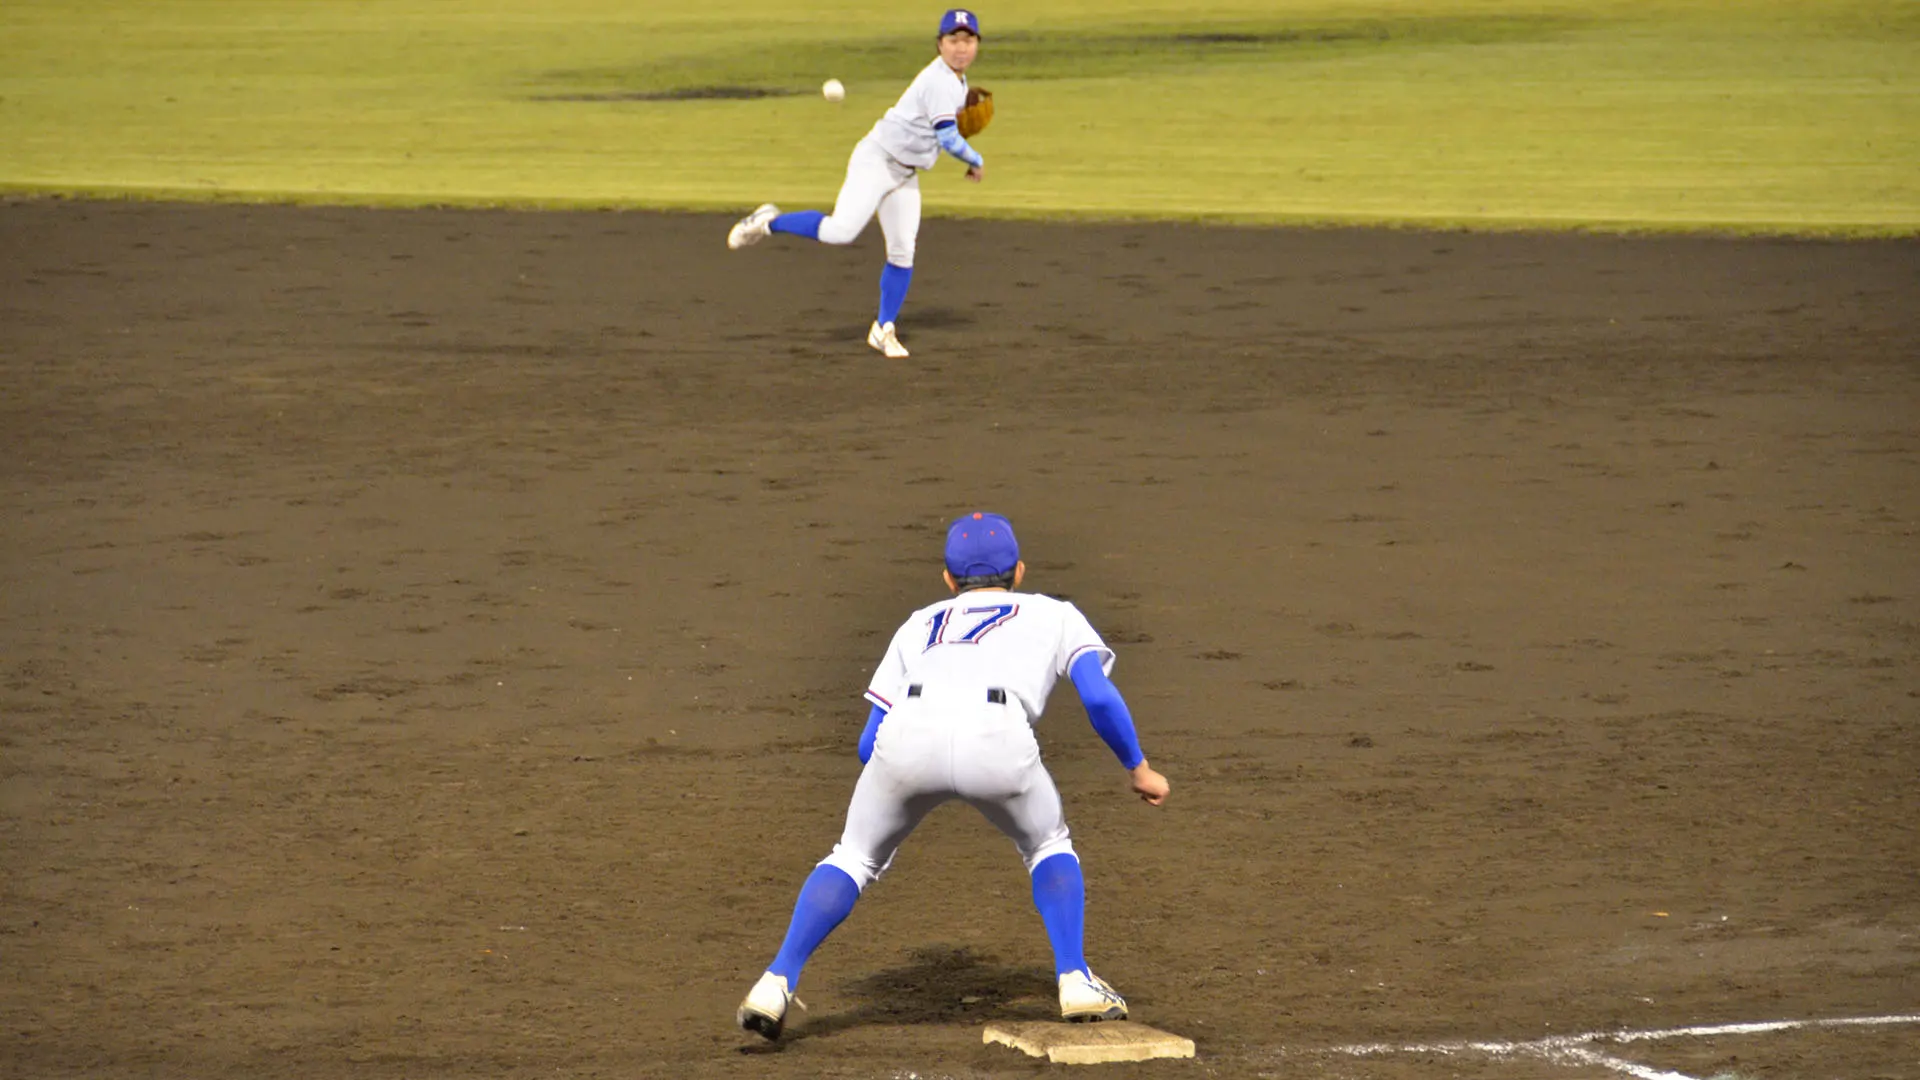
[867,56,969,170]
[864,591,1115,722]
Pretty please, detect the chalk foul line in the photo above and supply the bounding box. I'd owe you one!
[1323,1012,1920,1080]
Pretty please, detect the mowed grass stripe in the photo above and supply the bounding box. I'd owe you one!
[0,0,1913,233]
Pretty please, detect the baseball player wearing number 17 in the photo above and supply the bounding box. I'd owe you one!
[736,512,1171,1040]
[726,8,994,360]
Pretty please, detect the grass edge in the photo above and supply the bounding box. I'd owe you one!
[3,182,1913,239]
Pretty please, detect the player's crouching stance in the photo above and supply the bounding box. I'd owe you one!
[726,9,991,360]
[736,512,1171,1040]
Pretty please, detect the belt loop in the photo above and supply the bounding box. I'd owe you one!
[902,685,1005,703]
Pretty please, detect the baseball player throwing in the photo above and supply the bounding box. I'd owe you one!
[736,512,1171,1040]
[726,9,990,360]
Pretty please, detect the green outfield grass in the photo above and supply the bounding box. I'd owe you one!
[1,0,1914,233]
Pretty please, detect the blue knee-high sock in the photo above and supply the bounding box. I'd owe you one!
[767,864,860,988]
[877,262,913,327]
[1031,853,1087,977]
[770,210,825,239]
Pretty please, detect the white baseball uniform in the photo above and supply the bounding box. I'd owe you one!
[813,56,971,266]
[819,591,1114,891]
[869,55,970,170]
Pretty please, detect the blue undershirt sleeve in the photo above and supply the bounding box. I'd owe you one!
[1069,651,1145,770]
[857,703,887,764]
[934,120,984,169]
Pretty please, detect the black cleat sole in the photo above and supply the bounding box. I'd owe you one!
[738,1008,784,1041]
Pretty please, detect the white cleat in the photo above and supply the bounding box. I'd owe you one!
[1059,968,1129,1023]
[727,203,780,249]
[736,971,800,1041]
[867,320,910,359]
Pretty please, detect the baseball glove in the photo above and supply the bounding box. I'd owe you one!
[957,87,994,139]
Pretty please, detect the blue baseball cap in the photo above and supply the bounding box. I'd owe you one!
[945,511,1018,577]
[939,8,982,38]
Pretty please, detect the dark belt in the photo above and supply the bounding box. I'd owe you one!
[906,684,1006,704]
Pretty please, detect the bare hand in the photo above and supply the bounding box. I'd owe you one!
[1129,761,1169,806]
[966,164,984,183]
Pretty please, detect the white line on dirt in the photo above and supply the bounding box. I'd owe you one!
[1558,1046,1697,1080]
[1328,1012,1920,1079]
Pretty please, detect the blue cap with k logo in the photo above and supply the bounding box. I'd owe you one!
[939,9,981,38]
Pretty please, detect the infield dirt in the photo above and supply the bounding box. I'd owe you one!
[2,201,1916,1078]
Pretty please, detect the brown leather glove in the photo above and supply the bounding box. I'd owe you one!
[957,87,994,139]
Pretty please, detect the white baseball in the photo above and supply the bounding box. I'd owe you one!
[822,78,845,103]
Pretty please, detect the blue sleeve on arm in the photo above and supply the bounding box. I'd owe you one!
[1069,651,1145,770]
[858,703,887,764]
[934,120,984,169]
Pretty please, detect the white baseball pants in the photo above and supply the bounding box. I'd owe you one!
[820,686,1076,891]
[816,137,922,267]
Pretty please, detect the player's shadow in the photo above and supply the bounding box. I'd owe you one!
[737,944,1056,1053]
[899,306,976,330]
[829,306,974,342]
